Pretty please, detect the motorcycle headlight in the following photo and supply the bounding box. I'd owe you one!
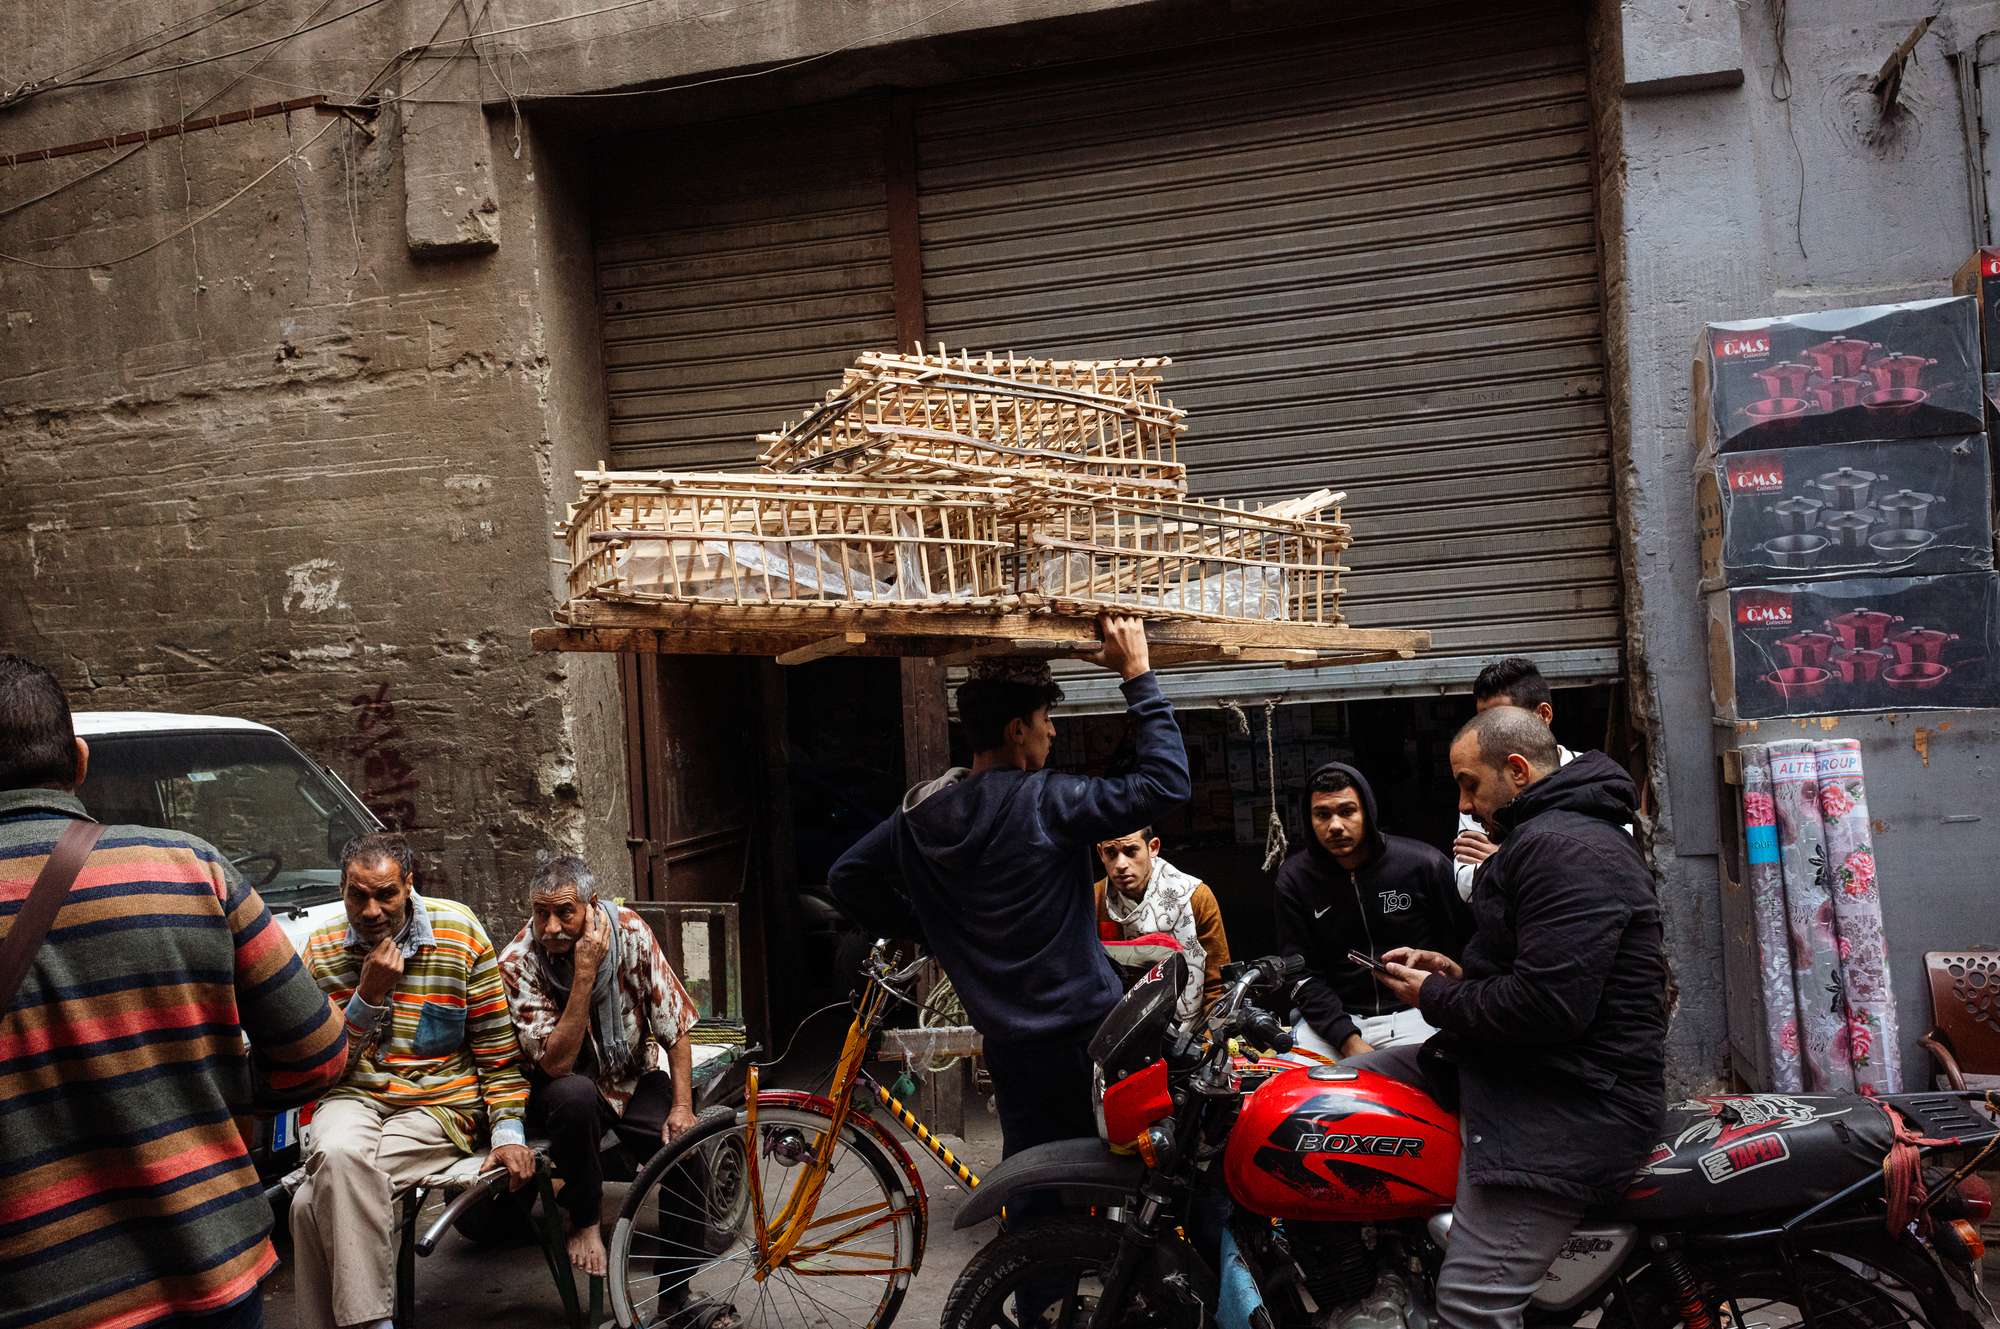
[1091,1062,1108,1142]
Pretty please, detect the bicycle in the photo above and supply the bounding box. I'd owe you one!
[607,942,983,1328]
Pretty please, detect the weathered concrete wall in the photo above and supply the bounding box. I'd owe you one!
[0,5,626,922]
[1596,0,2000,1088]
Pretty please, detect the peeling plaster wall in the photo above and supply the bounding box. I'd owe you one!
[0,8,626,922]
[1598,0,2000,1089]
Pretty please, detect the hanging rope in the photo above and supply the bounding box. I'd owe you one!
[1260,698,1288,871]
[1219,697,1290,871]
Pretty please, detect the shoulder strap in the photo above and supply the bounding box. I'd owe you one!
[0,819,106,1016]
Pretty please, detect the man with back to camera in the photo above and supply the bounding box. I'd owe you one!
[829,613,1190,1160]
[1274,762,1469,1059]
[1360,706,1667,1329]
[0,655,347,1329]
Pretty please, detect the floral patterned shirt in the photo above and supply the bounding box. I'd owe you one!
[497,903,698,1114]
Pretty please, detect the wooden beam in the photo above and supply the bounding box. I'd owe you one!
[551,600,1429,656]
[882,92,926,353]
[774,632,868,666]
[532,617,1432,663]
[879,1026,985,1062]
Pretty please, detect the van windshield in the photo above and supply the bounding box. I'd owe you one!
[78,731,375,913]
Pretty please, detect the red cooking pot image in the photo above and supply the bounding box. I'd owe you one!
[1826,610,1903,649]
[1860,387,1928,414]
[1886,627,1957,666]
[1764,666,1832,701]
[1803,337,1881,379]
[1865,354,1935,392]
[1809,377,1870,411]
[1774,631,1838,667]
[1826,649,1888,684]
[1740,397,1813,425]
[1751,361,1818,398]
[1883,661,1952,691]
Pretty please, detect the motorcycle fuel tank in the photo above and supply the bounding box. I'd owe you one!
[1223,1065,1460,1221]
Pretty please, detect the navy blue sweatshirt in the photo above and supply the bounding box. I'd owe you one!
[829,670,1192,1044]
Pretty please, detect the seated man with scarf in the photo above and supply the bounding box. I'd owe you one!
[498,855,699,1275]
[1093,826,1230,1021]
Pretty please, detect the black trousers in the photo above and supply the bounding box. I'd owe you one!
[529,1068,676,1227]
[981,1029,1098,1160]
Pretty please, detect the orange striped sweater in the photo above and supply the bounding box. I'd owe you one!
[301,891,528,1151]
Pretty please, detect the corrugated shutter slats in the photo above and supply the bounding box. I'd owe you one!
[914,3,1617,661]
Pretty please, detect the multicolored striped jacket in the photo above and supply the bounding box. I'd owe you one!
[0,788,347,1329]
[302,890,528,1152]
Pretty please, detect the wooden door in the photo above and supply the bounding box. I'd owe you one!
[620,653,768,1036]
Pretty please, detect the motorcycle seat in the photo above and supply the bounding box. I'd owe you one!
[1612,1093,1897,1223]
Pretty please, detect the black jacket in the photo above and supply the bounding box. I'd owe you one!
[1418,750,1668,1204]
[1274,763,1470,1048]
[829,671,1191,1044]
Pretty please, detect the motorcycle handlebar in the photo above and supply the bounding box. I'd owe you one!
[1240,1006,1293,1054]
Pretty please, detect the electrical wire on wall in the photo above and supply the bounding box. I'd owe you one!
[0,0,993,268]
[1769,0,1810,260]
[0,0,479,268]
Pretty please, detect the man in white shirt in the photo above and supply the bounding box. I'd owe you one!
[1453,658,1578,899]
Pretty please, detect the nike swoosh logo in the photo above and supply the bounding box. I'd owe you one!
[1313,905,1333,919]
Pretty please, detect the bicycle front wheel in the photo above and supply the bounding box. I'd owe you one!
[609,1103,921,1329]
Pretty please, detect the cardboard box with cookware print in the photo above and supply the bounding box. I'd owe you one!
[1693,297,1983,454]
[1706,573,2000,719]
[1696,435,1994,588]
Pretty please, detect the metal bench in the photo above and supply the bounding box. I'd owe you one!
[270,1035,754,1328]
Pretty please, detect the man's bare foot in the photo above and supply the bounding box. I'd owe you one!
[567,1221,608,1277]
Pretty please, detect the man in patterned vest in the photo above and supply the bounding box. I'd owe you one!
[497,854,698,1277]
[294,833,534,1329]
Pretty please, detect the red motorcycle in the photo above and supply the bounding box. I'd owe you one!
[943,954,1997,1329]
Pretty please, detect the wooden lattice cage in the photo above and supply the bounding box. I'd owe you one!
[756,349,1187,495]
[1009,488,1352,624]
[560,472,1014,608]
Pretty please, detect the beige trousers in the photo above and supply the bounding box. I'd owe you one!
[290,1097,470,1329]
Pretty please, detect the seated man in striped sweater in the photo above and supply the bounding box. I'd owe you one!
[294,833,534,1329]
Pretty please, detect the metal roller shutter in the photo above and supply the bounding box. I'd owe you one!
[595,102,897,470]
[915,2,1618,706]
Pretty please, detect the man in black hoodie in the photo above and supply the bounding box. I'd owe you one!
[829,615,1190,1160]
[1360,706,1666,1329]
[1274,763,1469,1059]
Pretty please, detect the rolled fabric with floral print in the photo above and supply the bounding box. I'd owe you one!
[1811,739,1901,1095]
[1740,747,1804,1092]
[1767,738,1853,1092]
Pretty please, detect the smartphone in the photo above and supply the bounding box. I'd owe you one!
[1346,948,1391,974]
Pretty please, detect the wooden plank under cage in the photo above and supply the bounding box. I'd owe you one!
[532,600,1427,665]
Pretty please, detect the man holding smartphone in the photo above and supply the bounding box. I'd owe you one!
[1360,706,1666,1329]
[1274,762,1469,1059]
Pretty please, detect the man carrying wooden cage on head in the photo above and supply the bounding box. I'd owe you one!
[829,614,1191,1167]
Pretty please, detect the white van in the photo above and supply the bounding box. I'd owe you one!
[72,711,382,1172]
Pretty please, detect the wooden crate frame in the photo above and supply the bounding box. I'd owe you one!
[558,471,1015,610]
[1009,488,1352,625]
[756,348,1187,495]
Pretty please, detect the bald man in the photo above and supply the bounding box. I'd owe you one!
[1355,707,1666,1329]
